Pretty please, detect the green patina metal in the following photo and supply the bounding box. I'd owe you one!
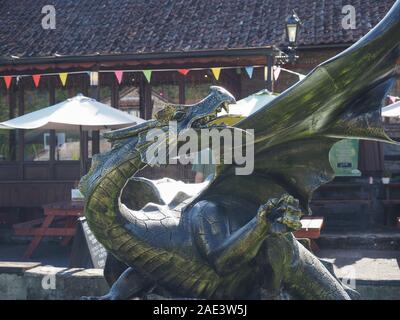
[79,1,400,300]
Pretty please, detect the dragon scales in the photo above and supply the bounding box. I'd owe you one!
[80,1,400,300]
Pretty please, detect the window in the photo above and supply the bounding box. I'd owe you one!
[53,75,86,161]
[116,72,141,118]
[55,74,81,103]
[98,83,114,154]
[152,84,179,118]
[55,130,80,161]
[185,70,213,104]
[24,88,50,161]
[0,90,13,161]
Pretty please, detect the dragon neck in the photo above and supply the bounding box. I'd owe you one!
[79,136,147,245]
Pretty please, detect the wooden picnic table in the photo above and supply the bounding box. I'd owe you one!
[293,216,324,251]
[13,200,84,259]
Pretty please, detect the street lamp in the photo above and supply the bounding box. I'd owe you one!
[286,11,301,45]
[278,11,301,64]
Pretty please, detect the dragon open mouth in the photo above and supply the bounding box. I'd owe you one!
[191,102,230,128]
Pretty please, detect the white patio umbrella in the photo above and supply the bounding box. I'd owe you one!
[0,93,144,130]
[213,89,277,126]
[382,101,400,118]
[0,94,145,175]
[218,89,277,118]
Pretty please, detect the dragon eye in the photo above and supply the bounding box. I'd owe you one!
[173,111,186,121]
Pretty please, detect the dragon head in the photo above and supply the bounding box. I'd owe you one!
[95,86,236,168]
[154,86,235,131]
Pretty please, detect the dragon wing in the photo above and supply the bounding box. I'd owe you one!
[192,1,400,212]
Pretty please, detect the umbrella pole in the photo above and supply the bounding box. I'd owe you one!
[79,125,85,177]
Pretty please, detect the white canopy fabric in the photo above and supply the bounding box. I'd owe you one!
[382,101,400,118]
[218,89,277,117]
[0,94,144,130]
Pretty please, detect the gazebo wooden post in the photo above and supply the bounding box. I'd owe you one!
[266,55,274,92]
[91,71,100,157]
[49,76,56,179]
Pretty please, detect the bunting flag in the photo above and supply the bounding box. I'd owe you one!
[178,69,190,76]
[114,70,124,84]
[3,76,12,89]
[264,67,269,81]
[32,74,41,88]
[59,73,68,87]
[1,65,277,90]
[273,66,281,81]
[211,68,221,80]
[279,67,306,82]
[143,70,152,83]
[90,72,99,86]
[388,95,399,104]
[245,66,254,79]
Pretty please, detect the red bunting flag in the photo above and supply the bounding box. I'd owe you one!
[32,74,41,88]
[178,69,190,76]
[3,76,12,89]
[114,70,124,84]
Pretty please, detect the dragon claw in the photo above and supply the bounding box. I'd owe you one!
[258,193,303,235]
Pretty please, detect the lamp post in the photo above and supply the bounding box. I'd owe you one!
[278,11,301,64]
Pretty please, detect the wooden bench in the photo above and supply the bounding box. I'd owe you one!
[382,184,400,226]
[293,217,324,251]
[311,183,373,208]
[13,200,83,259]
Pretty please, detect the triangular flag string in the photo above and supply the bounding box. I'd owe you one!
[114,70,124,84]
[3,76,12,90]
[178,69,190,76]
[245,67,254,79]
[59,73,68,87]
[32,75,41,88]
[211,68,221,81]
[1,65,275,89]
[143,70,152,83]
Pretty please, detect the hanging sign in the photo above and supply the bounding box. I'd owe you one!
[329,139,361,176]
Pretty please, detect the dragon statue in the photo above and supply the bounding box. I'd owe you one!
[80,1,400,300]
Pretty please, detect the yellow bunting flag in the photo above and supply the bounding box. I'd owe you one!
[211,68,221,80]
[143,70,152,83]
[59,73,68,87]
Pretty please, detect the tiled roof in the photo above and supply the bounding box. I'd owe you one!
[0,0,396,59]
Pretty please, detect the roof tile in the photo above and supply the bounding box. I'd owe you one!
[0,0,396,58]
